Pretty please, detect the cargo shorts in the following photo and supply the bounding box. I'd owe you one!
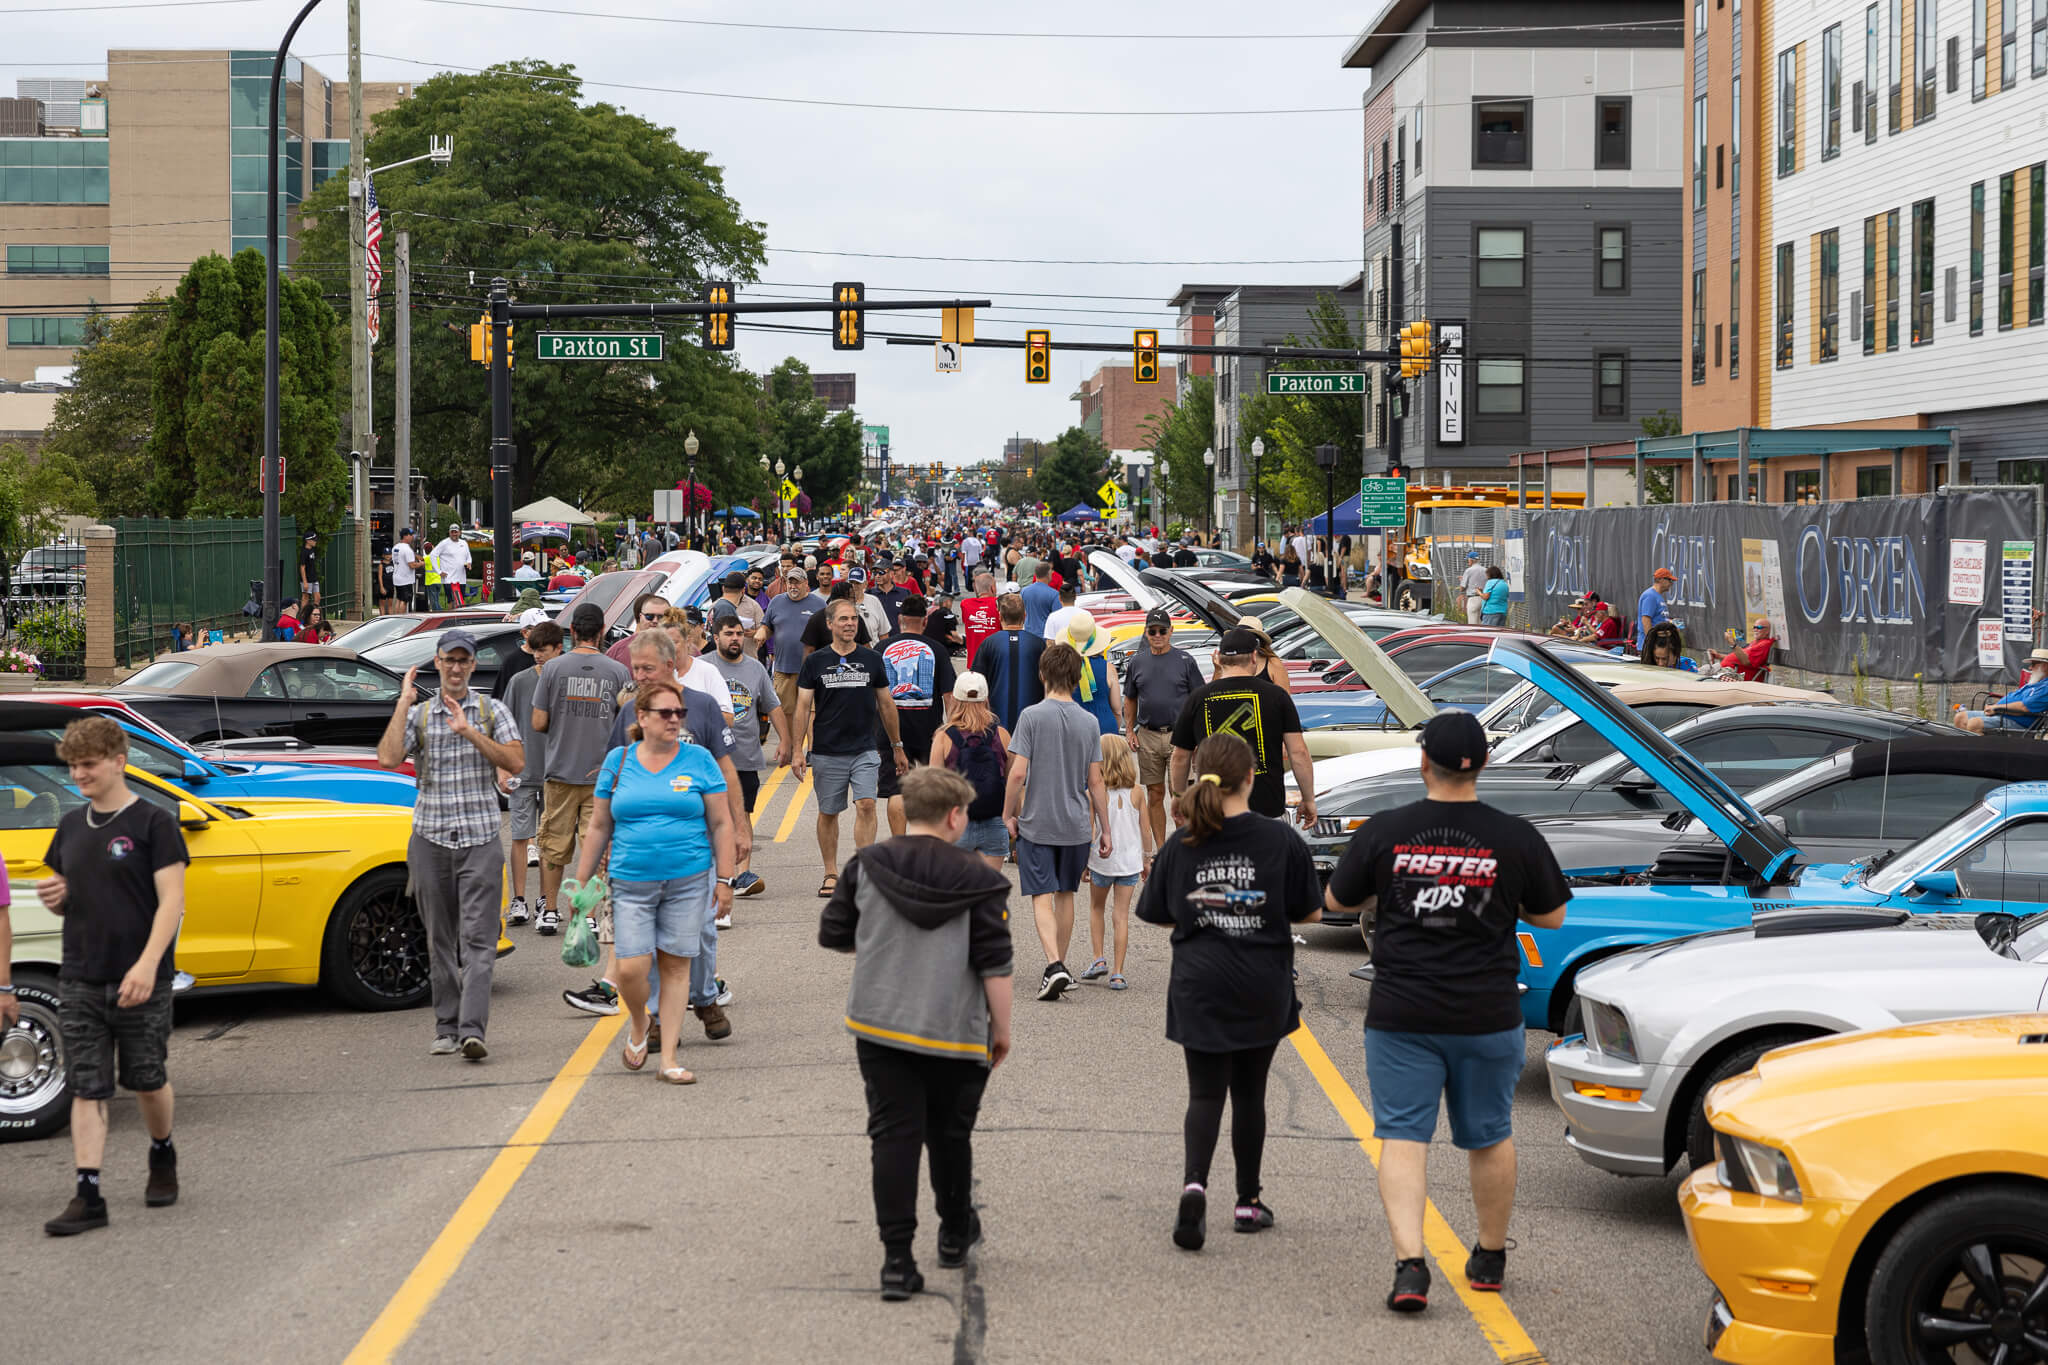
[61,977,175,1100]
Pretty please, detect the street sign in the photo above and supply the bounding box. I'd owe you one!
[1096,480,1126,509]
[537,332,663,361]
[1266,372,1367,395]
[1359,476,1408,529]
[780,478,800,502]
[935,341,962,372]
[652,488,684,522]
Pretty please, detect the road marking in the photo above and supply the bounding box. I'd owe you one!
[754,762,792,814]
[773,772,813,842]
[1287,1023,1550,1364]
[342,1014,624,1364]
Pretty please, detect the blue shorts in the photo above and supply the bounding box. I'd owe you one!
[1016,837,1087,896]
[610,870,710,961]
[1088,869,1139,888]
[1479,611,1508,627]
[811,750,880,815]
[957,816,1008,858]
[1364,1025,1525,1150]
[1969,711,2035,731]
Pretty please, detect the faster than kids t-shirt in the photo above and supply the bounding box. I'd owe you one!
[1327,799,1572,1035]
[596,741,728,881]
[798,645,890,756]
[46,798,190,985]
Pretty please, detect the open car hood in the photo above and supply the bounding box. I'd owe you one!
[1140,567,1244,632]
[1486,637,1799,882]
[1088,550,1162,613]
[1279,588,1434,729]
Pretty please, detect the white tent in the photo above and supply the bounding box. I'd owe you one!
[511,495,596,526]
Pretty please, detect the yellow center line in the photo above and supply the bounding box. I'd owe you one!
[753,761,791,813]
[342,1014,625,1365]
[1287,1023,1550,1364]
[772,772,814,842]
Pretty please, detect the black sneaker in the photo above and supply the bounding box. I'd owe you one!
[563,980,619,1017]
[146,1148,178,1208]
[44,1196,108,1237]
[1465,1242,1507,1293]
[937,1209,982,1268]
[1233,1199,1274,1233]
[1387,1257,1430,1313]
[1036,962,1073,1002]
[879,1254,924,1302]
[1172,1184,1206,1251]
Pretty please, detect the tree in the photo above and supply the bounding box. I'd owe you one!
[757,358,863,513]
[1638,410,1680,502]
[294,61,769,512]
[146,250,345,530]
[0,442,98,546]
[1037,426,1111,517]
[1235,294,1369,525]
[41,303,167,518]
[1141,375,1214,523]
[992,468,1036,510]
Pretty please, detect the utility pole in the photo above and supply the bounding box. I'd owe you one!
[395,230,410,540]
[347,0,369,605]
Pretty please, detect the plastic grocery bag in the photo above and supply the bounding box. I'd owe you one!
[557,875,605,969]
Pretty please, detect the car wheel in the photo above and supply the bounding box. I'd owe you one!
[321,867,431,1011]
[1682,1031,1820,1170]
[0,971,70,1143]
[1863,1185,2048,1365]
[1397,585,1427,613]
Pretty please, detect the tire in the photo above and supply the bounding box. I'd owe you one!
[321,867,431,1012]
[1863,1185,2048,1365]
[0,971,71,1143]
[1397,585,1428,613]
[1682,1031,1820,1169]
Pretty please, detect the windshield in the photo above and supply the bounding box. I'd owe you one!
[126,659,200,688]
[2014,910,2048,961]
[364,632,456,669]
[1866,800,2005,894]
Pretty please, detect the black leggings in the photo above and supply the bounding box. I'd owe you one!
[1181,1041,1280,1204]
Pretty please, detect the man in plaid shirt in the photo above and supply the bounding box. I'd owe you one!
[378,630,523,1061]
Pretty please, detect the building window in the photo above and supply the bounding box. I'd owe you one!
[1888,0,1903,131]
[5,316,88,347]
[2004,0,2020,84]
[2000,172,2016,329]
[1856,466,1894,497]
[2032,163,2047,326]
[2002,458,2048,484]
[1912,199,1935,344]
[1865,5,1881,139]
[1864,216,1880,352]
[1475,357,1525,414]
[1730,76,1741,186]
[1473,99,1531,168]
[1597,226,1627,292]
[0,138,111,204]
[1972,181,1987,334]
[1380,138,1391,213]
[1395,123,1407,206]
[1823,24,1843,157]
[1597,98,1631,169]
[1730,257,1741,378]
[1597,353,1626,417]
[1693,269,1708,383]
[2036,0,2048,76]
[1974,0,1988,97]
[1784,470,1821,503]
[1726,473,1761,501]
[1777,50,1797,176]
[1884,207,1901,350]
[1476,227,1526,289]
[1693,95,1708,205]
[1917,0,1938,118]
[4,244,110,275]
[1820,229,1841,359]
[1414,105,1424,175]
[1776,244,1795,368]
[1696,0,1707,33]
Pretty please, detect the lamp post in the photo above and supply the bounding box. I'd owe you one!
[793,465,803,535]
[771,455,786,543]
[1251,436,1266,550]
[1202,446,1215,540]
[684,429,700,549]
[1313,442,1339,597]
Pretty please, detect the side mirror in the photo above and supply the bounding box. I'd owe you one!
[182,759,210,783]
[176,800,211,831]
[1910,870,1959,899]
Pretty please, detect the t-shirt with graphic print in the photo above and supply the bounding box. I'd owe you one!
[1169,673,1303,818]
[533,649,630,785]
[46,798,189,985]
[1134,812,1319,1051]
[797,644,890,756]
[876,629,955,766]
[704,650,780,771]
[1327,798,1571,1035]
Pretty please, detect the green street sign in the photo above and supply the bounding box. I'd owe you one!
[1266,371,1367,395]
[1359,476,1408,528]
[537,332,663,361]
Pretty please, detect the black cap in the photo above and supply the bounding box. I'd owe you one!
[1216,625,1262,657]
[899,594,928,618]
[1418,712,1489,774]
[722,570,747,591]
[1144,607,1174,630]
[569,602,605,638]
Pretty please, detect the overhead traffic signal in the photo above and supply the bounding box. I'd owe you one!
[1399,320,1434,378]
[1025,328,1051,383]
[942,306,975,344]
[1133,328,1158,383]
[704,280,734,350]
[469,313,512,369]
[834,281,865,350]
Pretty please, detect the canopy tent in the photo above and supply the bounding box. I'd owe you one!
[1308,491,1365,536]
[712,506,761,519]
[511,495,596,526]
[515,522,572,544]
[1056,503,1102,523]
[979,496,1000,509]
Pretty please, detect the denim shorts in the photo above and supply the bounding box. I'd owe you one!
[1017,837,1087,896]
[811,749,880,815]
[957,815,1008,858]
[1479,611,1508,627]
[1974,711,2035,731]
[610,869,711,960]
[61,977,174,1099]
[1364,1025,1525,1150]
[1088,869,1139,888]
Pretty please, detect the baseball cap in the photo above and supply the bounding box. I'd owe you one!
[518,608,549,629]
[1217,625,1262,657]
[1418,711,1489,774]
[1653,566,1676,581]
[899,594,928,617]
[568,602,605,638]
[1466,551,1480,560]
[953,671,989,702]
[305,533,317,543]
[1144,607,1174,630]
[848,567,868,584]
[784,566,808,581]
[437,628,480,657]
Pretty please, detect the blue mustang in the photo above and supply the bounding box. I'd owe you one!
[1478,639,2042,1031]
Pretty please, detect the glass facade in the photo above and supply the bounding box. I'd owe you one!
[6,244,109,275]
[7,317,90,347]
[0,138,110,204]
[228,50,307,262]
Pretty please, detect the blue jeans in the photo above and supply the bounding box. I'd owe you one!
[1480,611,1507,626]
[640,868,717,1012]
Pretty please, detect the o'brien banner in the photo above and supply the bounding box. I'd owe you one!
[1526,488,2040,682]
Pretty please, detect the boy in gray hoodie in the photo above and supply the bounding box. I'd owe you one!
[819,765,1014,1301]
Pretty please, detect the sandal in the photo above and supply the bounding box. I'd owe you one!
[622,1026,649,1071]
[817,873,838,898]
[1079,957,1109,981]
[1107,974,1128,991]
[659,1065,697,1085]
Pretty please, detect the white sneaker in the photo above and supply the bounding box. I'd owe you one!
[714,977,734,1007]
[506,896,530,926]
[714,910,733,929]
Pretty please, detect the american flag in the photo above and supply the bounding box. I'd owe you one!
[363,173,383,347]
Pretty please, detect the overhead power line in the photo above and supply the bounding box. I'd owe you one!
[0,0,254,11]
[413,0,1358,39]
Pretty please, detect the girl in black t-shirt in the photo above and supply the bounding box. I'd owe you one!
[1135,734,1321,1252]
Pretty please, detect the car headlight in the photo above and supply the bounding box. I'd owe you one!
[1408,563,1432,579]
[1581,999,1637,1063]
[1714,1132,1803,1204]
[1314,815,1365,838]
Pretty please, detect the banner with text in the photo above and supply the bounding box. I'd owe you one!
[1525,489,2041,682]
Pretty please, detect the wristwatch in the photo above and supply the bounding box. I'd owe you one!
[716,875,738,887]
[891,740,905,749]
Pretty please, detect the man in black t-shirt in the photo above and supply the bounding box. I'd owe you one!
[1323,711,1569,1315]
[1169,627,1315,828]
[35,716,191,1236]
[792,599,907,895]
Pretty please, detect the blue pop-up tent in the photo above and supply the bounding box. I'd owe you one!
[1056,503,1102,523]
[1308,491,1364,536]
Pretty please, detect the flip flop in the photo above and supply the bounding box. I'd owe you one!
[817,874,838,898]
[622,1027,649,1071]
[1108,974,1128,991]
[659,1065,697,1085]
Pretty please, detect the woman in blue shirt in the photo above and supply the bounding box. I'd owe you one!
[1061,612,1121,735]
[1478,567,1511,626]
[576,681,736,1085]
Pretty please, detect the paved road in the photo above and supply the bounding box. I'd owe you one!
[1,772,1717,1363]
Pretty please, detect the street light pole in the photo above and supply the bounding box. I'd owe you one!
[1251,436,1266,549]
[1314,442,1338,596]
[684,430,700,550]
[1201,446,1215,540]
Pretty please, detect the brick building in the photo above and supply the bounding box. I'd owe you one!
[1077,362,1178,453]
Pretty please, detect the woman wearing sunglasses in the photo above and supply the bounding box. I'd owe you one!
[576,681,737,1085]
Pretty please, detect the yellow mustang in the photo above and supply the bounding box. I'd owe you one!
[1681,1013,2048,1364]
[2,750,506,1143]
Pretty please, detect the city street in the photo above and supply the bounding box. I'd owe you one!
[0,773,1709,1364]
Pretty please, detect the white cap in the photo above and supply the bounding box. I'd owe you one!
[518,608,549,629]
[952,671,989,702]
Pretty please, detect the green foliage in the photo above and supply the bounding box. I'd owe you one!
[294,61,772,513]
[0,442,98,544]
[759,359,862,512]
[14,603,83,660]
[1036,426,1111,516]
[1234,295,1368,524]
[1141,374,1214,522]
[146,249,345,532]
[991,468,1036,509]
[43,304,167,518]
[1638,410,1680,504]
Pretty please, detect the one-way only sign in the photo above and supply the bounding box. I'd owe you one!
[537,332,664,361]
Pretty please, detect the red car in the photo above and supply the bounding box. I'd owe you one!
[31,691,411,776]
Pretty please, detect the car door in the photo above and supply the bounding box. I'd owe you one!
[1679,726,1859,793]
[276,656,407,745]
[238,664,299,739]
[1947,819,2048,917]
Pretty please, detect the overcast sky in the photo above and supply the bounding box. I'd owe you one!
[15,0,1373,468]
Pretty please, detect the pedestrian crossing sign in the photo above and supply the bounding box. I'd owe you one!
[1097,480,1126,510]
[781,478,800,501]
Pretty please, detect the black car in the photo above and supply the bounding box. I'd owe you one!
[111,643,426,747]
[362,623,529,697]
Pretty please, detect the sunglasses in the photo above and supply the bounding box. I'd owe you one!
[644,707,685,721]
[641,612,667,622]
[1145,626,1171,635]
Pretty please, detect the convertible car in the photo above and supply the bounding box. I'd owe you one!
[109,643,426,747]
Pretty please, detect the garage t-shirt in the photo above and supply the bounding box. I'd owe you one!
[46,798,189,985]
[1327,798,1572,1034]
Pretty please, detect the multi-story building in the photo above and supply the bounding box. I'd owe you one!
[1,52,409,383]
[1345,2,1686,483]
[1167,284,1230,402]
[1077,361,1178,453]
[1688,0,2048,496]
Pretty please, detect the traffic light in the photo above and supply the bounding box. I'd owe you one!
[1025,328,1050,383]
[1133,328,1158,383]
[704,280,734,350]
[833,281,864,350]
[469,313,511,369]
[1399,320,1433,378]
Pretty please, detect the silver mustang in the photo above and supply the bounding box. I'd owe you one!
[1545,904,2048,1177]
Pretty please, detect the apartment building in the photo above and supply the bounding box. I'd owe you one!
[1078,361,1179,452]
[1347,2,1687,484]
[1,52,409,383]
[1687,0,2048,496]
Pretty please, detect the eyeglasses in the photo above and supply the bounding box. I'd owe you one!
[640,612,666,622]
[644,707,685,721]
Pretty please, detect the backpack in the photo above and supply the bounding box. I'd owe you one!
[945,724,1008,821]
[413,697,497,791]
